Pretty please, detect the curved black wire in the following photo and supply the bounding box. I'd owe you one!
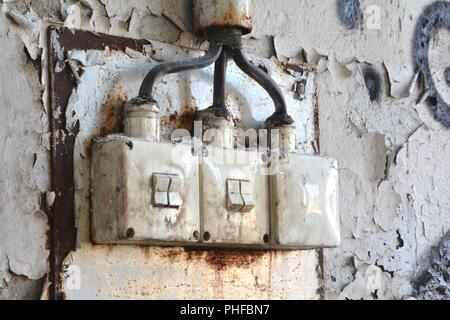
[137,44,293,128]
[213,48,228,110]
[139,45,223,97]
[231,48,294,127]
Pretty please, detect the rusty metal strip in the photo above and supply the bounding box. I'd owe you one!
[47,26,149,300]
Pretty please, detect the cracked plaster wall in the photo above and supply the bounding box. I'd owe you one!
[0,0,449,300]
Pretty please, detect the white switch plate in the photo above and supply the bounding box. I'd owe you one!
[270,154,340,248]
[201,147,270,245]
[91,139,200,244]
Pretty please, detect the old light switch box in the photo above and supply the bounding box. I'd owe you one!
[201,147,269,245]
[91,140,200,244]
[91,138,340,249]
[86,34,340,250]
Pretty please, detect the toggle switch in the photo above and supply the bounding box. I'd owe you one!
[227,179,244,212]
[153,174,170,207]
[226,179,255,213]
[153,174,183,209]
[240,180,255,213]
[168,175,183,209]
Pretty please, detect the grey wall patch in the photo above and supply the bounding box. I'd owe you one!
[413,1,450,127]
[363,67,382,101]
[337,0,361,29]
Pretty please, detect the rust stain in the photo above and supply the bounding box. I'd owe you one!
[157,248,185,260]
[203,251,266,271]
[142,246,150,260]
[312,91,320,150]
[161,107,198,133]
[100,84,128,137]
[48,26,149,300]
[194,0,253,34]
[158,247,273,271]
[169,113,177,122]
[177,108,198,131]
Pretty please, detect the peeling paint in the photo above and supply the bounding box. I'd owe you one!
[0,12,49,298]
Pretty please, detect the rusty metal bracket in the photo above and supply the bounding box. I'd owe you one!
[47,26,149,300]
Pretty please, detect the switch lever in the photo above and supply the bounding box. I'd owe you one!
[227,179,244,212]
[240,180,255,213]
[152,174,183,209]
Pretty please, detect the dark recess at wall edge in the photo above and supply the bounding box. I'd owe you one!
[363,67,382,101]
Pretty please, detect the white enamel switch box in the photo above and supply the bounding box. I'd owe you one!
[91,139,200,244]
[87,41,341,250]
[91,136,340,249]
[270,155,340,248]
[201,147,270,245]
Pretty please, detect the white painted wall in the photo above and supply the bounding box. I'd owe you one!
[0,0,449,300]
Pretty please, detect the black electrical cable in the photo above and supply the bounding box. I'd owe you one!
[231,48,294,128]
[138,45,223,98]
[136,31,294,128]
[213,48,228,113]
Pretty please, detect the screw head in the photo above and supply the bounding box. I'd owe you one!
[294,79,307,97]
[126,228,135,238]
[261,153,271,165]
[263,234,270,244]
[203,232,211,242]
[56,60,66,72]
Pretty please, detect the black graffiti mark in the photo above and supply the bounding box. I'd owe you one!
[363,67,382,101]
[414,1,450,127]
[337,0,361,29]
[445,68,450,87]
[414,231,450,300]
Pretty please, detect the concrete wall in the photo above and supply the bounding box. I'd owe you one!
[0,0,449,300]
